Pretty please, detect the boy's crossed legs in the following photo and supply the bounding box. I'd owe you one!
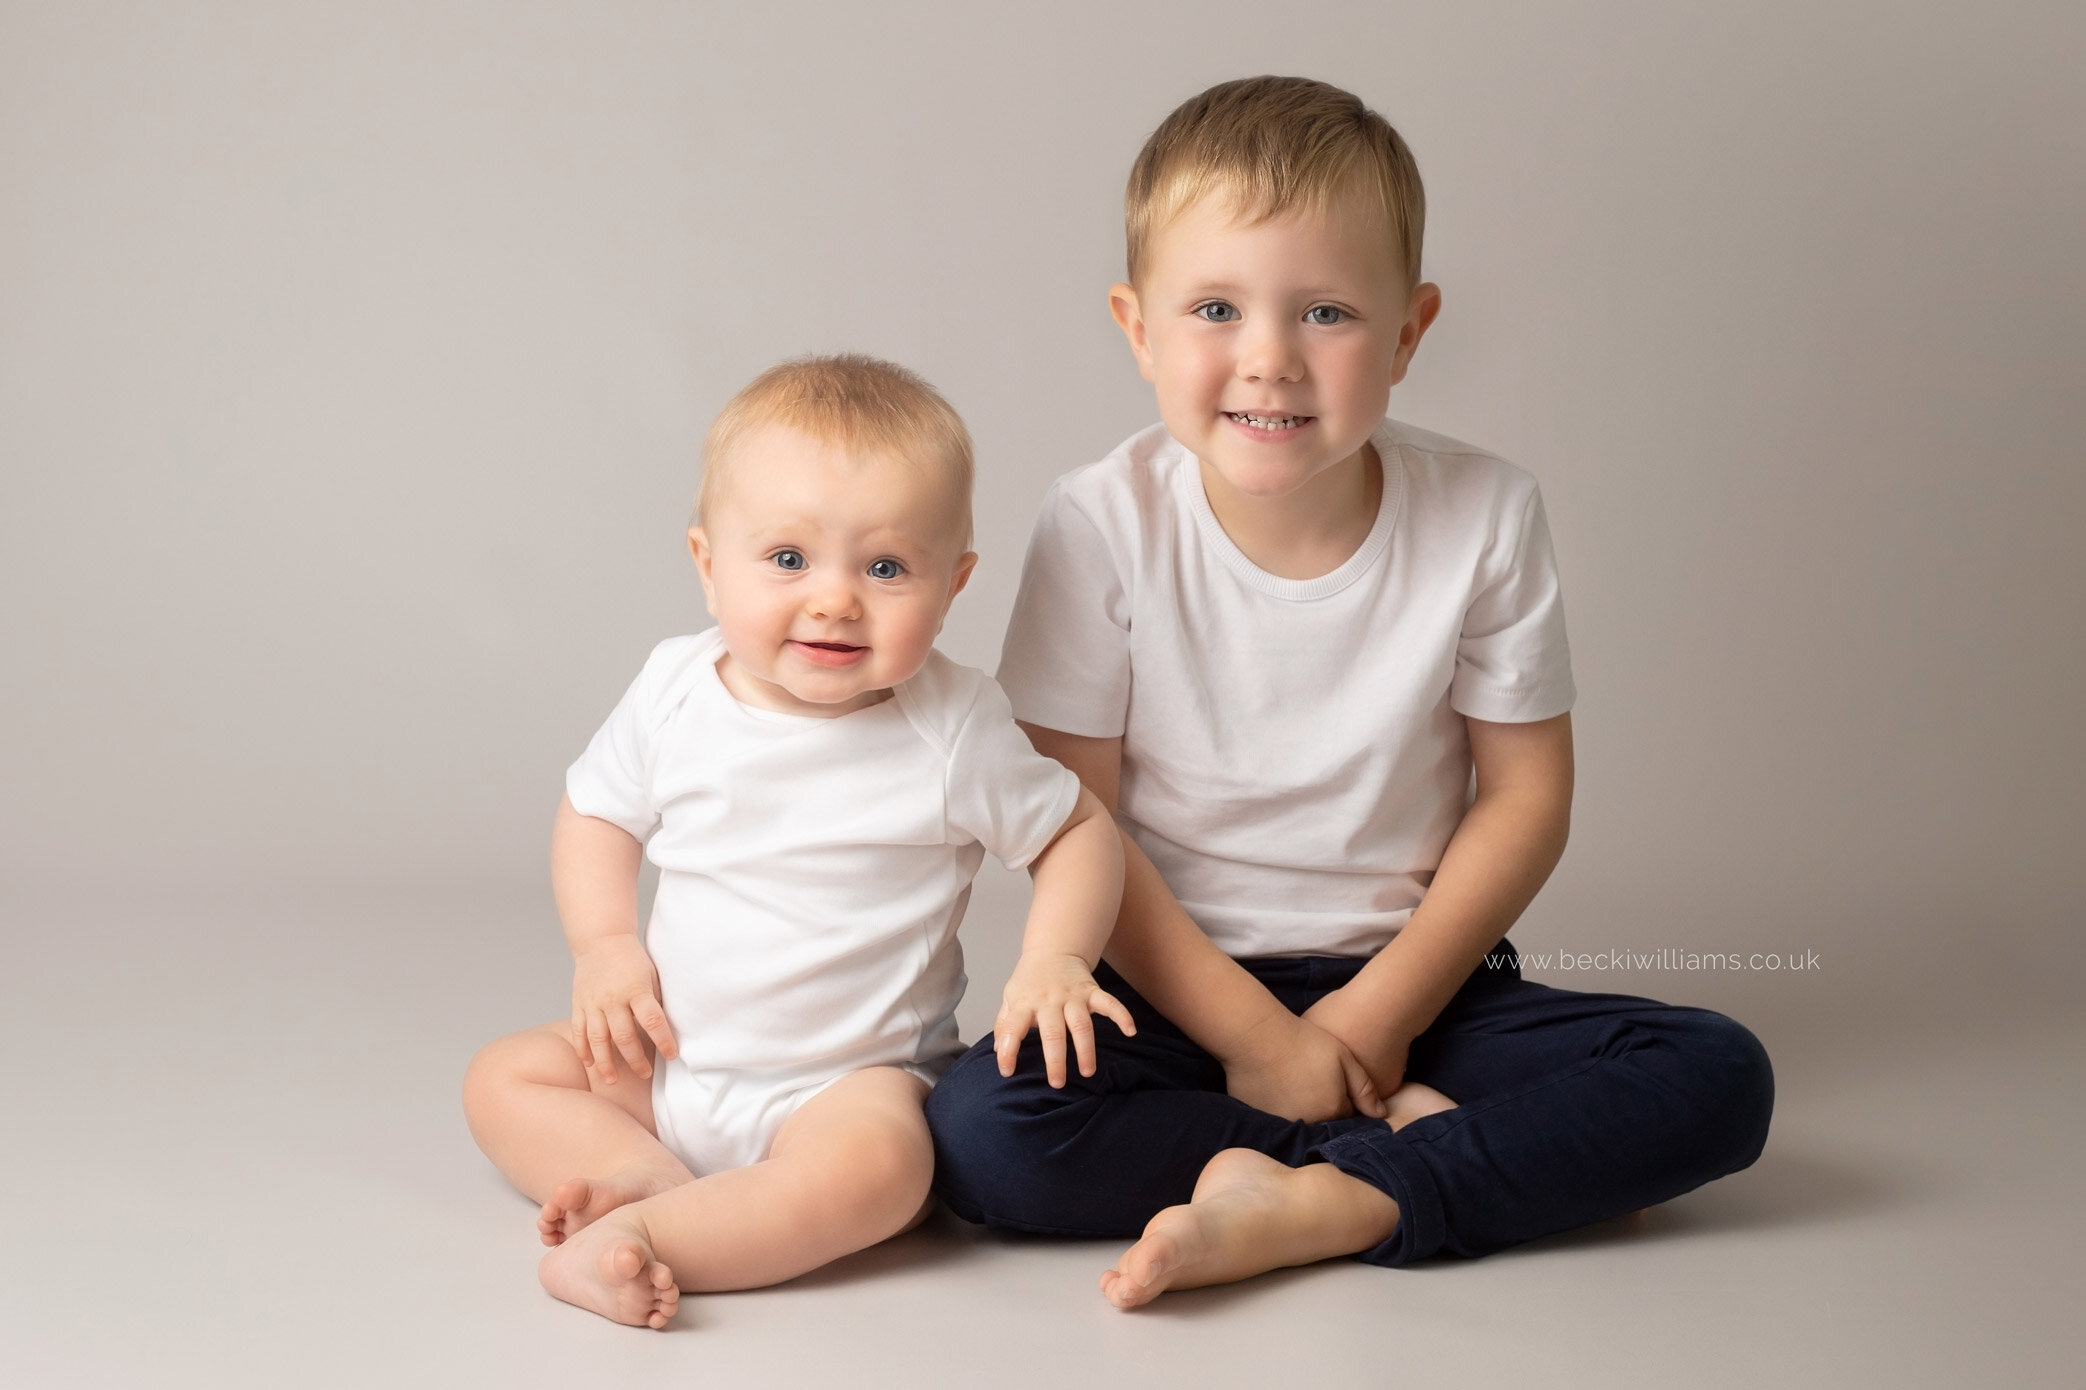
[928,949,1772,1304]
[464,1024,932,1329]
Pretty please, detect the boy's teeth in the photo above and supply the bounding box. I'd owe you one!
[1232,412,1303,430]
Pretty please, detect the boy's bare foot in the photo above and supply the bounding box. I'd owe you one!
[538,1169,684,1246]
[537,1211,681,1329]
[1384,1080,1457,1131]
[1099,1148,1399,1309]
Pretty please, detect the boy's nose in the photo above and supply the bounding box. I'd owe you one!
[1237,325,1305,382]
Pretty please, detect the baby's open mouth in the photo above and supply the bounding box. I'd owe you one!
[791,638,869,667]
[1226,412,1312,432]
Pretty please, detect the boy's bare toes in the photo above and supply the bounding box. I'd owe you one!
[1103,1214,1195,1309]
[1383,1081,1458,1132]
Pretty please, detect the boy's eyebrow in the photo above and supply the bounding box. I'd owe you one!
[1169,279,1369,305]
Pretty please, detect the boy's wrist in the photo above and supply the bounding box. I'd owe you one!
[1305,979,1419,1076]
[1203,995,1306,1070]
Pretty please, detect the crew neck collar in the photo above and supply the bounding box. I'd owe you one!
[1178,422,1404,600]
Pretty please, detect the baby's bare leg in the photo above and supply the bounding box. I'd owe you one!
[463,1022,696,1246]
[538,1065,933,1312]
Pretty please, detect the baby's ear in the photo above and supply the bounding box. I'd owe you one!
[688,526,718,612]
[935,552,978,634]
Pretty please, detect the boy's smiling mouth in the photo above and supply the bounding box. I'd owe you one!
[1225,411,1313,434]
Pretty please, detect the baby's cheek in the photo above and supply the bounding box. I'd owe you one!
[885,608,943,673]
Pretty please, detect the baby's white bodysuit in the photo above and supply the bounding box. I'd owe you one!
[566,628,1079,1175]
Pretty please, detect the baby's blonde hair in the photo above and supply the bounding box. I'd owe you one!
[1125,76,1426,290]
[696,354,975,546]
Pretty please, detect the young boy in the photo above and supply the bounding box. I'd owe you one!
[463,355,1130,1329]
[925,76,1774,1305]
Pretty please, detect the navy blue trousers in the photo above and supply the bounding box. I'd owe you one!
[925,946,1773,1265]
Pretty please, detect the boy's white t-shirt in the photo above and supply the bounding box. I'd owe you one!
[566,629,1081,1078]
[998,419,1575,961]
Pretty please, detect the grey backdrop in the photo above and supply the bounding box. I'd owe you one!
[5,3,2084,1384]
[6,1,2078,984]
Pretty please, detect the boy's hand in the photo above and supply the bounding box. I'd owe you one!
[570,935,678,1085]
[1304,986,1411,1098]
[1219,1012,1385,1124]
[994,951,1137,1088]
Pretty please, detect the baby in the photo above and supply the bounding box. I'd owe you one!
[463,354,1129,1329]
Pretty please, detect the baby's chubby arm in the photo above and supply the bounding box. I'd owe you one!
[993,784,1135,1088]
[1018,724,1384,1124]
[551,793,678,1085]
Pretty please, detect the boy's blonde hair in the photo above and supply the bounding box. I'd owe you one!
[1125,75,1426,290]
[696,354,975,546]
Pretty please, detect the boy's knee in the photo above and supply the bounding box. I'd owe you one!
[925,1044,1089,1227]
[924,1045,1034,1155]
[922,1051,996,1193]
[1681,1010,1775,1174]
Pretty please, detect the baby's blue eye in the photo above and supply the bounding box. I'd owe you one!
[1195,301,1240,323]
[868,558,904,580]
[1305,305,1346,325]
[772,549,806,571]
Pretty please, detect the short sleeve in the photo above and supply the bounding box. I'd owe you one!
[996,481,1133,738]
[565,656,665,842]
[944,676,1082,870]
[1450,488,1577,722]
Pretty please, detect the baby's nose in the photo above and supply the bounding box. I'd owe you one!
[806,578,862,620]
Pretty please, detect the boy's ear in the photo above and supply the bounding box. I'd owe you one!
[687,526,718,615]
[1108,283,1157,384]
[1389,281,1444,388]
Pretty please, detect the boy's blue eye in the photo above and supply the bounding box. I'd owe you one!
[1194,302,1240,323]
[772,549,806,571]
[1305,305,1345,325]
[868,558,903,580]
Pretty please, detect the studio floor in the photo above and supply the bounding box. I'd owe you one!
[4,877,2078,1389]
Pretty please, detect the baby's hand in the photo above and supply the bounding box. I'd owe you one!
[994,952,1136,1088]
[570,935,678,1085]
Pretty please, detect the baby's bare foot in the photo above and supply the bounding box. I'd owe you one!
[538,1170,684,1247]
[1098,1148,1397,1309]
[1384,1080,1457,1132]
[538,1211,680,1330]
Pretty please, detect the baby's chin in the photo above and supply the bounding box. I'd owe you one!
[770,667,904,716]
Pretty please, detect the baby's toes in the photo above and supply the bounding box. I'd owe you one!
[648,1273,680,1328]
